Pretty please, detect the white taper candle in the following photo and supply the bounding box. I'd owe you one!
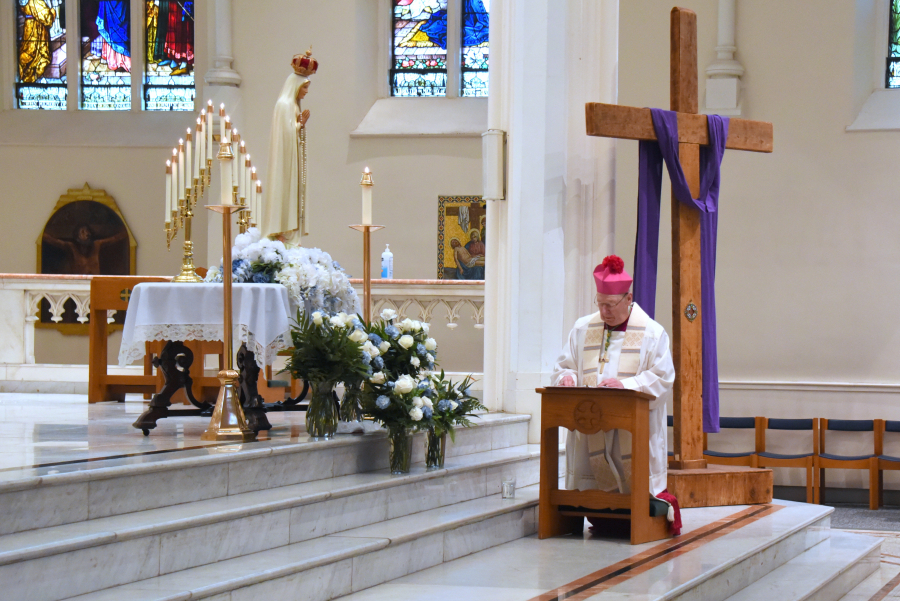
[171,148,179,211]
[186,129,193,192]
[361,167,373,225]
[165,161,172,222]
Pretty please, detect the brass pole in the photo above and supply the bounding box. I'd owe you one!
[350,224,385,322]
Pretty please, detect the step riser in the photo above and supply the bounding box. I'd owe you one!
[0,419,529,536]
[220,508,538,601]
[4,454,542,601]
[806,545,880,601]
[673,516,832,601]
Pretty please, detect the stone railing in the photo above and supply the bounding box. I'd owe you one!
[0,275,485,387]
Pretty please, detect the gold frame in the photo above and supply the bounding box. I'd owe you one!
[35,183,137,336]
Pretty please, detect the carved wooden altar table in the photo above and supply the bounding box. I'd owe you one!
[536,386,673,545]
[119,282,293,435]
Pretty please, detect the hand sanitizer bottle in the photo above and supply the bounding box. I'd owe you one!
[381,244,394,278]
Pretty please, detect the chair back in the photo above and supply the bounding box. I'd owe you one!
[760,417,819,454]
[820,419,874,455]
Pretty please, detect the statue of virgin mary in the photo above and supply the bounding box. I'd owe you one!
[260,49,318,245]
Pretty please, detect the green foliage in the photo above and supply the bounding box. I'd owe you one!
[285,310,370,385]
[429,370,486,442]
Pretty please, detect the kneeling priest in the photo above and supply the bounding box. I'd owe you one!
[552,255,679,530]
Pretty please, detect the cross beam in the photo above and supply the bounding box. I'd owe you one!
[586,7,773,470]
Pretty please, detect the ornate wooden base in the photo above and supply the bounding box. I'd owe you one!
[666,464,773,508]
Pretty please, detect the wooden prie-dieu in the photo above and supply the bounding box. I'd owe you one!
[584,7,774,507]
[536,386,672,545]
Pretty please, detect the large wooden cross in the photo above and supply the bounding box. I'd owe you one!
[586,7,773,470]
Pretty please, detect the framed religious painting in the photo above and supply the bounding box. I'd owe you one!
[437,196,485,280]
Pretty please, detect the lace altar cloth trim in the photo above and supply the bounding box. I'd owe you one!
[118,324,290,369]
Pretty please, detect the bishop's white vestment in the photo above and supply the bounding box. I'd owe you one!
[551,302,674,496]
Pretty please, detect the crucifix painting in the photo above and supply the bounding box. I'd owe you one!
[585,7,774,505]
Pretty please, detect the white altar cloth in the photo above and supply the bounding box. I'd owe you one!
[118,283,293,368]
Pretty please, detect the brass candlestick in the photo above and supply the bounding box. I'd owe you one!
[173,186,203,283]
[202,203,256,442]
[349,225,385,322]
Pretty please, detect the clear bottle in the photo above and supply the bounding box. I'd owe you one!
[381,244,394,279]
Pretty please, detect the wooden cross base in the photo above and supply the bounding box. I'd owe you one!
[666,465,773,509]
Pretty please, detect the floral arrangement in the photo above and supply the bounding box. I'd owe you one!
[204,228,359,314]
[361,308,438,431]
[285,310,370,385]
[428,370,485,441]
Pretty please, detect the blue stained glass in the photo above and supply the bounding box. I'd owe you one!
[888,0,900,88]
[392,0,448,97]
[461,0,489,97]
[81,0,131,110]
[144,0,195,111]
[15,0,67,110]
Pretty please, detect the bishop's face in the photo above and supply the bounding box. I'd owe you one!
[596,292,632,327]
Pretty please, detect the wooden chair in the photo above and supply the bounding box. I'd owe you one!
[816,419,877,509]
[536,386,672,545]
[703,417,763,468]
[756,418,819,504]
[873,420,900,509]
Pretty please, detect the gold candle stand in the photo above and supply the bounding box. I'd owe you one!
[172,185,203,282]
[201,204,256,442]
[349,225,385,322]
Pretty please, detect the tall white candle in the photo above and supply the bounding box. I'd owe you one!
[231,129,239,192]
[206,103,213,159]
[250,168,257,222]
[178,139,185,202]
[165,161,172,222]
[194,120,201,176]
[186,129,193,191]
[239,142,246,200]
[221,145,233,206]
[171,148,179,211]
[256,181,262,220]
[361,167,373,225]
[244,155,251,207]
[219,103,226,142]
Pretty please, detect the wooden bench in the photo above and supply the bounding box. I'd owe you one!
[536,386,672,545]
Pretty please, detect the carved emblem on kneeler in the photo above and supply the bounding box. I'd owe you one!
[575,400,603,432]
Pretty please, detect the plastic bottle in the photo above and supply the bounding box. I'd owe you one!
[381,244,394,279]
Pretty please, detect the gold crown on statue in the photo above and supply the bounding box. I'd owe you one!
[292,47,319,77]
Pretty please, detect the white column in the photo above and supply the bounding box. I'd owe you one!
[704,0,744,116]
[205,0,242,87]
[481,0,619,442]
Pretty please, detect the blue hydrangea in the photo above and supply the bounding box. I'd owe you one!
[437,399,451,412]
[376,395,390,409]
[417,343,427,356]
[372,356,384,370]
[350,317,363,329]
[423,387,435,398]
[368,333,383,346]
[417,380,429,390]
[367,365,374,376]
[251,271,271,284]
[361,351,371,364]
[387,381,395,389]
[385,325,400,338]
[423,406,433,419]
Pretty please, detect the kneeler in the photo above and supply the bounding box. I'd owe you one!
[536,386,673,545]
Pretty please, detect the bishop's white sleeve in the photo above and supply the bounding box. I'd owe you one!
[551,326,580,385]
[620,330,675,405]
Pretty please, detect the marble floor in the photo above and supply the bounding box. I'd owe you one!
[0,392,373,483]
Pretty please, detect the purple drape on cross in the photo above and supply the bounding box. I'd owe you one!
[633,108,729,434]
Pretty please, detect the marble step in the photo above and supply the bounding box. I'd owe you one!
[0,444,555,601]
[835,558,900,601]
[60,486,540,601]
[724,531,881,601]
[0,412,530,536]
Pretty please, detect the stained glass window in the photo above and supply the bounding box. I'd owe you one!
[392,0,448,97]
[15,0,67,110]
[80,0,131,110]
[461,0,489,97]
[889,0,900,88]
[144,1,194,111]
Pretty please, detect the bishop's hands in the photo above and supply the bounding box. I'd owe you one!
[298,109,311,128]
[559,374,576,387]
[599,378,624,389]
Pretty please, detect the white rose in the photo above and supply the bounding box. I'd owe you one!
[422,397,433,410]
[369,372,386,384]
[398,335,415,349]
[379,341,391,353]
[412,396,424,408]
[330,315,346,328]
[312,311,324,326]
[410,356,421,367]
[394,374,416,394]
[348,329,367,343]
[381,308,398,321]
[411,320,422,332]
[426,353,434,364]
[450,401,459,410]
[400,318,415,332]
[425,338,437,351]
[422,322,430,334]
[409,407,423,421]
[362,341,379,357]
